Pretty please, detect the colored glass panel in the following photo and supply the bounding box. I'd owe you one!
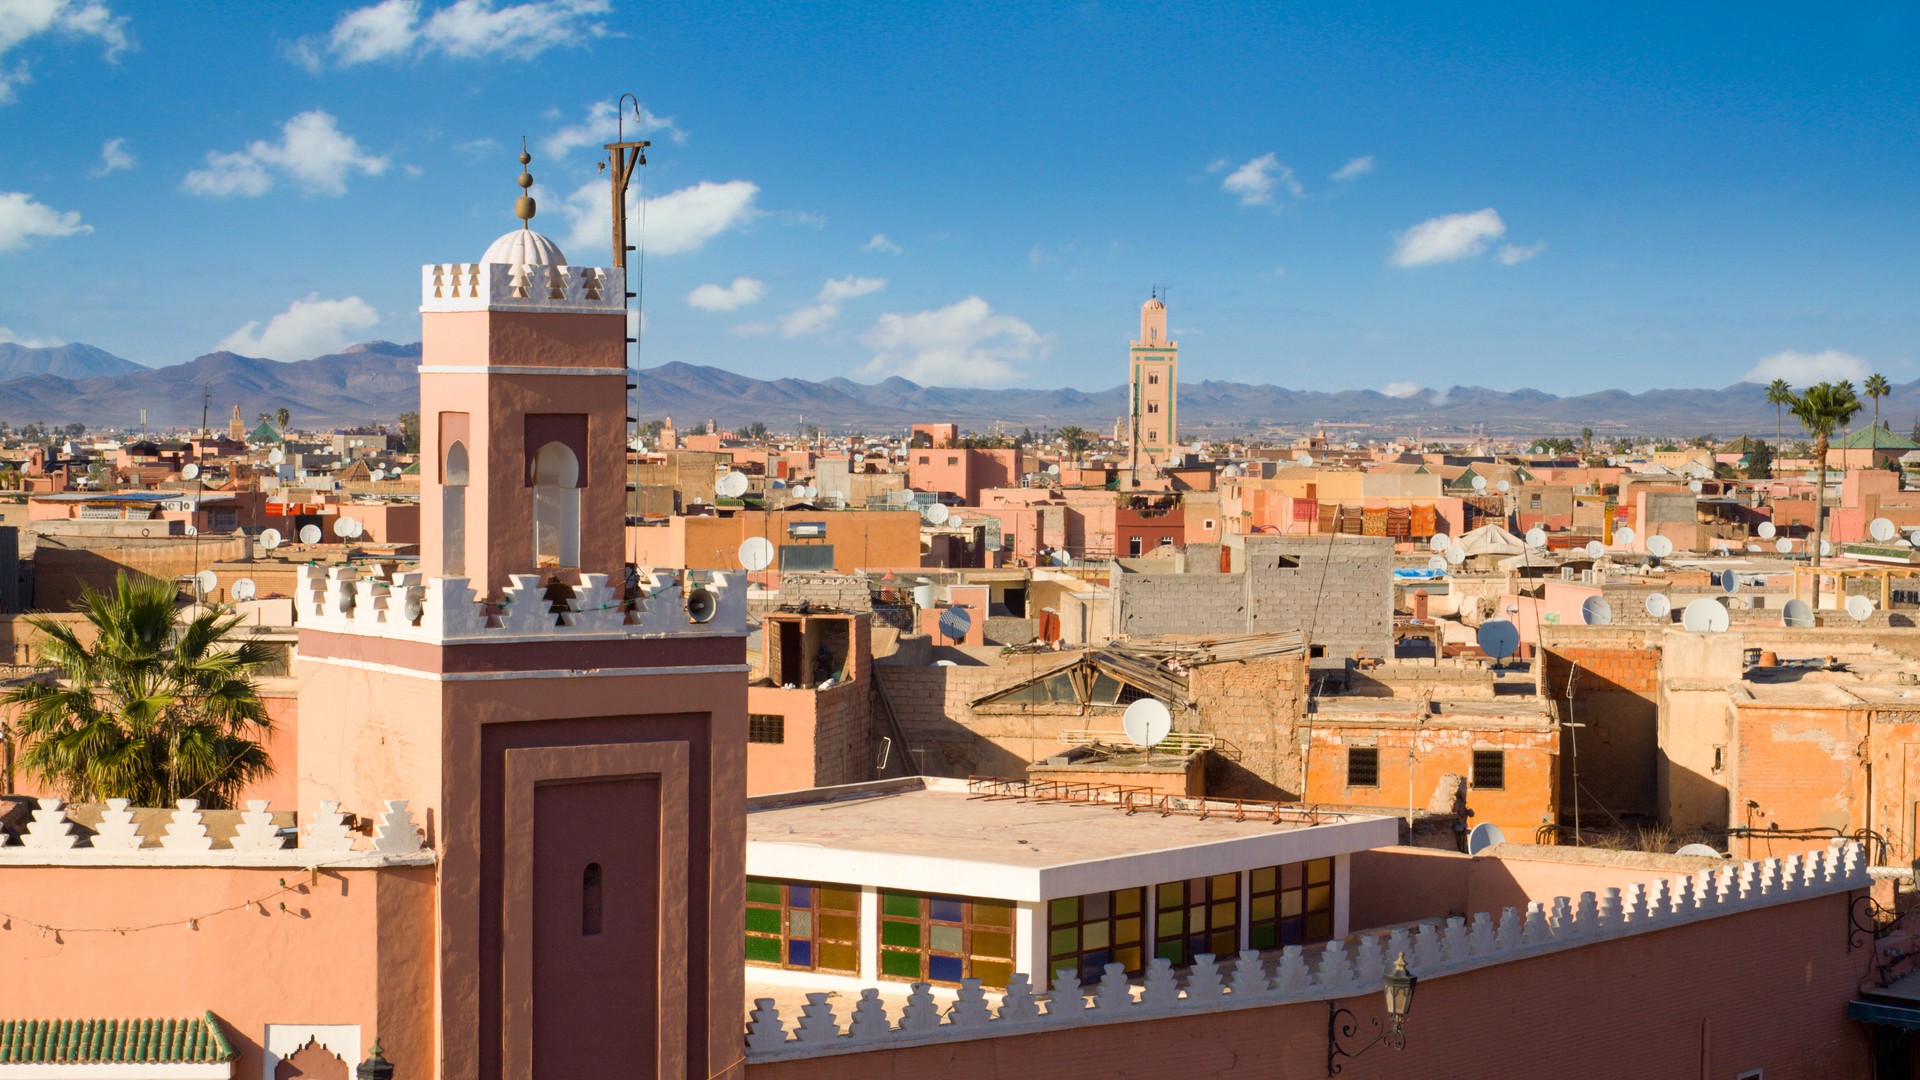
[882,891,921,918]
[973,900,1013,927]
[787,940,812,967]
[881,950,922,978]
[975,930,1012,959]
[929,897,965,922]
[746,879,781,905]
[930,924,964,953]
[1051,927,1080,955]
[745,936,782,963]
[788,910,812,938]
[882,921,921,948]
[929,955,964,982]
[818,944,858,973]
[1050,897,1079,925]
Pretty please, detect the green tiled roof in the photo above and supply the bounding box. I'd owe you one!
[248,421,282,444]
[0,1014,233,1064]
[1834,426,1920,450]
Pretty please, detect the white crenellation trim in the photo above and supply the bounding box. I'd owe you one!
[299,567,746,643]
[744,843,1871,1062]
[420,262,626,314]
[263,1023,359,1080]
[20,798,78,850]
[0,797,434,868]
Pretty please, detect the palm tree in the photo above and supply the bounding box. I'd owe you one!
[1056,425,1092,460]
[274,407,291,434]
[3,573,275,808]
[1864,373,1891,452]
[1791,381,1863,609]
[1765,378,1792,451]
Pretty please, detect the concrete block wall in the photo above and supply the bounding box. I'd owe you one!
[776,573,874,612]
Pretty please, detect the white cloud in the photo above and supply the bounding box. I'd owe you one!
[857,297,1049,387]
[729,322,772,338]
[1497,241,1547,265]
[0,190,91,253]
[1383,381,1424,398]
[1331,155,1374,181]
[540,99,684,160]
[780,275,885,337]
[555,177,758,256]
[217,294,380,361]
[1217,153,1302,207]
[88,136,134,177]
[1742,349,1872,386]
[686,276,766,312]
[183,110,388,198]
[1390,208,1506,267]
[863,233,901,254]
[310,0,609,66]
[0,326,61,348]
[0,0,131,106]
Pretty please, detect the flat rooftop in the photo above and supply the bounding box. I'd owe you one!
[746,777,1398,901]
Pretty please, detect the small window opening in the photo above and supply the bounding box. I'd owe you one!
[1473,749,1506,790]
[1348,747,1380,788]
[582,862,603,936]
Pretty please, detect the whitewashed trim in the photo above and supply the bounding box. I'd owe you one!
[263,1023,358,1080]
[296,569,748,643]
[299,654,748,683]
[0,797,433,867]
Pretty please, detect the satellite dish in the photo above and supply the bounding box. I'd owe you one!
[181,463,201,480]
[937,606,972,641]
[1476,620,1520,660]
[1776,538,1793,554]
[1585,541,1605,558]
[1525,527,1547,548]
[1051,549,1071,567]
[1719,569,1740,595]
[1689,480,1704,493]
[1430,535,1451,554]
[1757,521,1776,540]
[717,471,749,499]
[1048,463,1061,476]
[333,517,353,538]
[793,484,813,501]
[1496,479,1511,493]
[1121,698,1173,750]
[1781,598,1815,628]
[1467,822,1506,856]
[183,525,198,536]
[1847,595,1875,622]
[1581,595,1614,626]
[1446,545,1466,566]
[232,577,257,601]
[738,536,775,572]
[1682,598,1730,633]
[934,659,957,667]
[260,528,282,550]
[1645,592,1672,618]
[1471,475,1487,491]
[1675,843,1722,859]
[299,524,322,545]
[925,503,951,525]
[194,569,218,595]
[1820,540,1833,557]
[1300,453,1315,466]
[1614,526,1635,546]
[1870,517,1897,543]
[268,449,285,465]
[1647,535,1674,558]
[1909,528,1920,547]
[348,517,365,538]
[1426,555,1448,572]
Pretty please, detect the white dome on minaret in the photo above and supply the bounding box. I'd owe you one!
[482,227,567,267]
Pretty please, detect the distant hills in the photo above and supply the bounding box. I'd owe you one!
[0,341,1913,437]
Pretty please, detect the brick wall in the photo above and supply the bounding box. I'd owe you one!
[1187,653,1308,800]
[1539,628,1662,821]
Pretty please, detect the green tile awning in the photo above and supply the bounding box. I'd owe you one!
[0,1013,234,1064]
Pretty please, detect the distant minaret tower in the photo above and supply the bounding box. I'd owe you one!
[229,405,244,441]
[1128,289,1178,478]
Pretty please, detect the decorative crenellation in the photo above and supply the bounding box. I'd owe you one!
[744,843,1870,1062]
[421,262,625,314]
[0,798,428,865]
[298,566,746,643]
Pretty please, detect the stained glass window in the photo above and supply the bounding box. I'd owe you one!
[877,890,1016,988]
[744,877,860,975]
[1153,873,1240,965]
[1047,887,1146,984]
[1247,858,1336,949]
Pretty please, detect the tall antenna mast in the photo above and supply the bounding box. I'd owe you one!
[602,94,651,462]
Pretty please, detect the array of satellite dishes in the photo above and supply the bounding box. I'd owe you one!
[1847,595,1876,622]
[737,537,775,573]
[298,524,323,545]
[232,577,257,601]
[1647,535,1674,558]
[1869,517,1898,543]
[790,484,815,501]
[1681,598,1730,633]
[1476,619,1520,662]
[716,471,749,499]
[1781,598,1815,628]
[1121,697,1173,751]
[1580,595,1614,626]
[1645,593,1672,618]
[370,466,387,481]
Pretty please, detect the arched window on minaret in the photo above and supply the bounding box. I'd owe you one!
[532,441,581,568]
[443,441,469,577]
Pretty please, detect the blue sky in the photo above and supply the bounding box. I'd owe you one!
[2,1,1916,394]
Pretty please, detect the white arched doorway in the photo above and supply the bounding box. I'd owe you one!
[531,441,580,568]
[443,440,469,576]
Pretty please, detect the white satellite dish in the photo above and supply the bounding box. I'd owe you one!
[1467,822,1506,856]
[1870,517,1898,543]
[1476,620,1520,661]
[268,448,285,465]
[1746,542,1763,553]
[1496,479,1511,493]
[299,524,322,545]
[1682,598,1730,633]
[1757,521,1776,540]
[1781,598,1815,628]
[1430,534,1451,554]
[1300,453,1315,466]
[1581,595,1614,626]
[183,525,198,536]
[1645,592,1672,618]
[1647,535,1674,558]
[1048,463,1061,476]
[1847,595,1875,622]
[925,503,951,525]
[181,463,200,480]
[1689,480,1704,493]
[260,528,282,550]
[1121,698,1173,750]
[1820,540,1833,558]
[793,484,813,501]
[717,471,749,499]
[333,517,353,538]
[1426,555,1448,573]
[1614,526,1635,546]
[232,577,257,601]
[1585,541,1605,558]
[1909,529,1920,547]
[1525,527,1547,548]
[1776,538,1793,554]
[738,536,775,572]
[1675,843,1722,859]
[1472,475,1487,492]
[1446,545,1466,566]
[1719,569,1740,595]
[194,569,218,595]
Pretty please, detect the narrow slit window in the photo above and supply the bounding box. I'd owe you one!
[582,863,603,936]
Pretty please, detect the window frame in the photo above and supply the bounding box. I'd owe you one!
[747,714,785,744]
[1473,748,1506,790]
[877,890,1016,988]
[1152,873,1240,966]
[1347,746,1380,788]
[1047,886,1147,985]
[1247,858,1336,949]
[745,877,861,975]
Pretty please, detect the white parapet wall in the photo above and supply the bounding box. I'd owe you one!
[744,842,1870,1062]
[0,796,434,868]
[421,262,626,315]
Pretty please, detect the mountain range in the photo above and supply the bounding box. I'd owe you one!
[0,341,1913,438]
